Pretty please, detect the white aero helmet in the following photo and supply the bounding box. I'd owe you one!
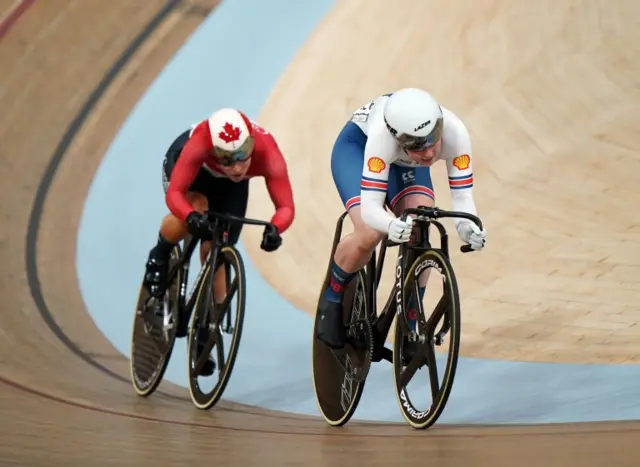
[383,88,444,151]
[208,108,256,166]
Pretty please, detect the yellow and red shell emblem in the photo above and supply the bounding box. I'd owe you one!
[452,154,470,170]
[367,156,386,173]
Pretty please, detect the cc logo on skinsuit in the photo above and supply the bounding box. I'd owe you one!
[402,170,415,184]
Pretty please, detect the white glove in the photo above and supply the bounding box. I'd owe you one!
[456,221,487,250]
[388,215,413,243]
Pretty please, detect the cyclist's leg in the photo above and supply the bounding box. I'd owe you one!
[145,192,207,298]
[188,176,248,377]
[330,122,387,294]
[387,165,435,359]
[206,176,249,304]
[317,121,386,348]
[159,192,208,243]
[144,130,201,297]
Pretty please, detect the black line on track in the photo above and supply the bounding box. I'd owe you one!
[24,0,185,394]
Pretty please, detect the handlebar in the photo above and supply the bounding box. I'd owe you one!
[388,206,483,253]
[205,210,276,231]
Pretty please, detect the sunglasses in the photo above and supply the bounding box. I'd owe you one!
[386,117,443,152]
[214,136,255,166]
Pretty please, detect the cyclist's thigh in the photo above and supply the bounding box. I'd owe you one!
[209,177,249,245]
[330,121,368,213]
[162,130,213,212]
[386,165,435,212]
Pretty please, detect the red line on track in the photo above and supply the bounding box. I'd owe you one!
[0,0,36,41]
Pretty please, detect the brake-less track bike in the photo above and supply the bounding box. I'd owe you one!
[129,210,275,410]
[311,205,482,429]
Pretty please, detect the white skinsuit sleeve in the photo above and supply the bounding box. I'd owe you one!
[444,117,478,229]
[359,134,397,233]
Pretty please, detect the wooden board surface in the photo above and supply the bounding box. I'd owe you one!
[243,0,640,364]
[1,0,639,465]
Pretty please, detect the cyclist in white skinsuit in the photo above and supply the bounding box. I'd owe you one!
[316,88,487,350]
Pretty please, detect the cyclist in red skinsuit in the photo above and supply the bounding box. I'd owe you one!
[143,108,295,375]
[164,114,295,237]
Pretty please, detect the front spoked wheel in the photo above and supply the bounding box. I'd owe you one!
[392,249,461,429]
[130,244,182,397]
[187,246,246,410]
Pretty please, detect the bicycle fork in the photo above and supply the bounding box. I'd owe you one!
[396,244,429,345]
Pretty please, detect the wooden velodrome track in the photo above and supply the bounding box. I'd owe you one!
[1,0,639,465]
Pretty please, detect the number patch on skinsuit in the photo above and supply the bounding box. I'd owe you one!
[251,121,270,136]
[351,93,393,123]
[352,100,375,123]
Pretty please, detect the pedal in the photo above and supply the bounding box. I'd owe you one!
[347,321,368,350]
[331,319,373,383]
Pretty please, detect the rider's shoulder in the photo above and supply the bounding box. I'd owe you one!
[440,106,471,158]
[249,120,273,137]
[189,119,209,134]
[441,106,468,134]
[365,112,399,157]
[184,120,213,151]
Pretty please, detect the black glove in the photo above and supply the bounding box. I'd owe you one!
[260,224,282,252]
[186,211,211,239]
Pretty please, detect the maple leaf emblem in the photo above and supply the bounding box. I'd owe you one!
[218,122,242,144]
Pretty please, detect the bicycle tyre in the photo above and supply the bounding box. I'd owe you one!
[392,248,461,429]
[130,244,182,397]
[187,245,246,410]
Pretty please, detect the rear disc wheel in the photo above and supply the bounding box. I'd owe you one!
[130,244,182,397]
[312,270,372,427]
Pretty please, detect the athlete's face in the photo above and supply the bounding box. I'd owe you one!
[407,139,442,167]
[220,157,252,182]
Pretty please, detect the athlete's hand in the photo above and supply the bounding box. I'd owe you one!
[261,224,282,252]
[186,211,211,238]
[456,221,486,250]
[388,215,413,243]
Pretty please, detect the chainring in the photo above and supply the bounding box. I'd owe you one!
[330,319,373,383]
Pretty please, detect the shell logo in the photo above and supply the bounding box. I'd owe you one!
[452,154,470,170]
[367,156,386,173]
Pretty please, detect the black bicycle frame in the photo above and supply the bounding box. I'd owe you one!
[158,210,274,334]
[338,205,482,362]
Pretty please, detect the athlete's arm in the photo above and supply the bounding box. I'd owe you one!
[165,123,210,221]
[444,117,478,228]
[261,135,295,233]
[359,129,397,233]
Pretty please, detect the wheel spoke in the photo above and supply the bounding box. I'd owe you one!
[211,276,237,327]
[192,353,208,376]
[193,325,218,375]
[425,294,448,333]
[424,341,440,399]
[398,348,424,389]
[215,327,226,374]
[218,276,238,314]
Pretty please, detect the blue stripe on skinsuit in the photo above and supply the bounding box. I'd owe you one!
[331,121,368,206]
